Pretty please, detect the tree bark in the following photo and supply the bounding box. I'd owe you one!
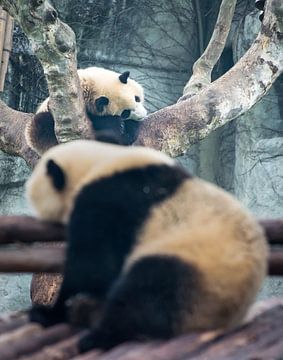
[0,0,90,146]
[134,0,283,156]
[183,0,237,98]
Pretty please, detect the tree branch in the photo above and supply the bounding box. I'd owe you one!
[0,0,90,145]
[0,0,281,162]
[183,0,237,98]
[0,100,39,167]
[134,0,283,156]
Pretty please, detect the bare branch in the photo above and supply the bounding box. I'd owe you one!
[135,0,283,156]
[183,0,237,98]
[0,0,91,144]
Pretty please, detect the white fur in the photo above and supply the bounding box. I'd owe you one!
[26,140,172,223]
[37,67,147,120]
[26,139,267,332]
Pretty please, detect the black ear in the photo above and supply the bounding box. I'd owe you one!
[119,71,130,84]
[95,96,109,113]
[46,159,66,191]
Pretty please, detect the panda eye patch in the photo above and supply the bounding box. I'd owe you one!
[135,96,141,103]
[121,109,131,119]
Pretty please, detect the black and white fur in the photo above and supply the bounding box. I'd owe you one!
[25,67,146,155]
[26,140,268,353]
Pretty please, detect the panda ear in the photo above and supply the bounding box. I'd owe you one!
[95,96,109,113]
[119,71,130,84]
[46,159,66,191]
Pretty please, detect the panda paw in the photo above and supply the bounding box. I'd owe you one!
[29,304,64,327]
[78,329,115,353]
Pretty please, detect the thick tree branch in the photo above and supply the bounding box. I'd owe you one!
[0,0,281,162]
[134,0,283,156]
[0,0,90,145]
[183,0,237,98]
[0,100,39,167]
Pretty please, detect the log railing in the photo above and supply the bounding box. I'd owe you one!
[0,215,282,275]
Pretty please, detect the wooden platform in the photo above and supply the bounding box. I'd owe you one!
[0,299,282,360]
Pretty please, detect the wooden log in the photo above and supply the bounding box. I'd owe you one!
[3,248,282,275]
[189,305,283,360]
[31,273,63,305]
[0,246,65,272]
[0,312,28,335]
[0,216,282,246]
[0,13,13,91]
[0,8,7,86]
[20,332,86,360]
[268,251,283,276]
[73,306,283,360]
[0,323,76,360]
[260,218,283,245]
[0,216,65,244]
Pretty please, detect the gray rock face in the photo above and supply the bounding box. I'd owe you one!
[0,151,32,312]
[232,11,283,299]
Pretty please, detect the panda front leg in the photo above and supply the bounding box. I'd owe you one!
[29,281,71,327]
[79,255,198,353]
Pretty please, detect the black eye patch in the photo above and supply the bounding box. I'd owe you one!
[95,96,109,113]
[135,96,141,103]
[121,109,131,119]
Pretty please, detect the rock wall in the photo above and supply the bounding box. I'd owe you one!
[0,151,31,312]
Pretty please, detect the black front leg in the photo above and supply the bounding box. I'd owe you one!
[29,296,67,327]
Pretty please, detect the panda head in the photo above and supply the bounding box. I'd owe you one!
[26,139,173,223]
[25,140,111,224]
[78,67,147,122]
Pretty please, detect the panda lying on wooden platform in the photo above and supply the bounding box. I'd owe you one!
[26,139,268,353]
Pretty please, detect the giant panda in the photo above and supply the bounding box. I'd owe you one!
[25,67,147,155]
[26,139,268,353]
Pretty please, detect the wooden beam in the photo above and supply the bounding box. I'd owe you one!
[259,219,283,245]
[0,13,13,91]
[0,216,282,245]
[0,245,65,273]
[0,216,65,244]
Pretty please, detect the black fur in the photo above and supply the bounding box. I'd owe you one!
[79,255,200,352]
[121,109,131,119]
[255,0,265,21]
[95,96,109,113]
[119,71,130,84]
[46,159,66,191]
[30,112,58,153]
[87,112,141,145]
[94,131,121,145]
[29,164,190,327]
